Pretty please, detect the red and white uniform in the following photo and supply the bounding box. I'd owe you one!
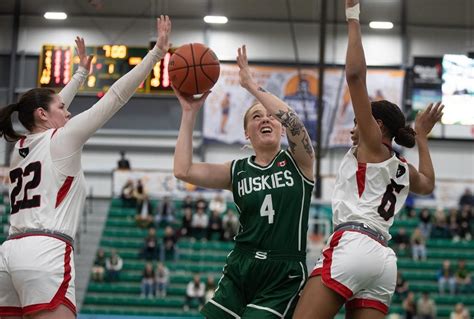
[311,146,410,314]
[0,46,165,317]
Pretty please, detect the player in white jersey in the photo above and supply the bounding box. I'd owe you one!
[293,1,443,319]
[0,17,171,319]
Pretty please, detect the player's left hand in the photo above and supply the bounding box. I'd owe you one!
[156,15,172,53]
[236,45,256,90]
[75,36,93,73]
[415,102,444,137]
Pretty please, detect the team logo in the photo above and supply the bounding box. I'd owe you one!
[19,148,29,158]
[255,251,268,260]
[277,160,286,167]
[396,164,406,178]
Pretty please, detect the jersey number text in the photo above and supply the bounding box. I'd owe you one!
[9,161,42,215]
[260,194,275,224]
[378,179,405,221]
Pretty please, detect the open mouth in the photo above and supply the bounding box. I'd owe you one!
[260,126,273,135]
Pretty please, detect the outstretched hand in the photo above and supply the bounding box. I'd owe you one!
[172,84,211,113]
[156,15,172,53]
[75,37,93,73]
[415,102,444,137]
[236,45,255,91]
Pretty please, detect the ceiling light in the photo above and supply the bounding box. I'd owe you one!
[44,12,68,20]
[204,15,228,24]
[369,21,393,29]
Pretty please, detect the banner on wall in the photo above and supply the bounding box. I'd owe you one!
[203,64,405,148]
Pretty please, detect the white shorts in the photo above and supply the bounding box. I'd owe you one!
[310,230,397,314]
[0,235,76,316]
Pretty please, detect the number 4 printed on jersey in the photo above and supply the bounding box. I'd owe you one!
[260,194,275,224]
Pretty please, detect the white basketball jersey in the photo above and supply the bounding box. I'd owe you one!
[8,129,87,238]
[332,146,410,239]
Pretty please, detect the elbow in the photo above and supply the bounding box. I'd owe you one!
[345,69,364,84]
[173,169,186,181]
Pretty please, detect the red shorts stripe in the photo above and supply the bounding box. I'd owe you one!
[346,298,389,314]
[0,306,23,316]
[310,267,322,277]
[320,231,353,300]
[22,243,74,316]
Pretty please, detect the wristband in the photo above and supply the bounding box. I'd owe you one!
[346,3,360,21]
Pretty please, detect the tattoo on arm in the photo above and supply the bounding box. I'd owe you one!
[301,132,314,158]
[288,139,297,154]
[257,86,268,93]
[275,108,305,136]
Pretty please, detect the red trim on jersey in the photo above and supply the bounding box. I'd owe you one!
[321,230,353,300]
[19,137,26,147]
[55,176,74,208]
[51,128,59,138]
[310,267,322,277]
[63,297,77,315]
[346,298,388,314]
[356,163,367,197]
[398,155,407,163]
[0,306,23,316]
[7,233,73,246]
[22,243,74,316]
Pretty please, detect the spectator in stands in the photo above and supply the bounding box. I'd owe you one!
[134,180,153,228]
[120,179,136,207]
[142,227,159,261]
[205,276,216,303]
[457,205,472,241]
[140,262,156,299]
[180,207,193,238]
[191,206,209,240]
[155,196,175,227]
[209,194,227,215]
[393,227,410,253]
[395,271,410,300]
[459,188,474,208]
[182,194,194,210]
[416,292,437,319]
[455,259,471,293]
[155,262,169,297]
[195,195,208,211]
[406,208,418,220]
[432,208,450,239]
[207,210,223,240]
[91,248,106,282]
[411,227,427,261]
[438,260,456,295]
[402,291,416,319]
[162,226,178,261]
[404,193,415,217]
[222,209,239,241]
[450,303,470,319]
[117,150,131,169]
[184,274,205,311]
[105,249,123,282]
[448,208,460,241]
[419,208,432,239]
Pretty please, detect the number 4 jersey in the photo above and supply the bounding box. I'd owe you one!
[231,150,314,253]
[8,129,87,238]
[332,146,410,240]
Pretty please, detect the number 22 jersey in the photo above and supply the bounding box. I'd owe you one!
[8,129,87,238]
[332,146,410,240]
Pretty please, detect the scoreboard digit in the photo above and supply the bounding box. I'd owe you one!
[38,45,73,88]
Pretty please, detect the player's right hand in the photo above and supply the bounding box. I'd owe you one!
[156,15,172,53]
[172,84,211,113]
[414,102,444,137]
[346,0,359,9]
[75,36,93,73]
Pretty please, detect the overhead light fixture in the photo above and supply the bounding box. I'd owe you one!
[44,12,68,20]
[204,15,228,24]
[369,21,393,29]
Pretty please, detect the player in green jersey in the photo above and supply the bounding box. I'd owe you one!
[173,45,314,318]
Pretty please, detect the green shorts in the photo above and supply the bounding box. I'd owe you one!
[201,244,307,319]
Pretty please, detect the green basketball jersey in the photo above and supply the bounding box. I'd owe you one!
[231,149,314,253]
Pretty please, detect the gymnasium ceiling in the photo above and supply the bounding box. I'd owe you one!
[0,0,472,29]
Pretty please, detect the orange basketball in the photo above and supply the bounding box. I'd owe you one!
[168,43,220,95]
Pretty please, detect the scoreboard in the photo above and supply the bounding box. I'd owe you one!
[38,44,174,94]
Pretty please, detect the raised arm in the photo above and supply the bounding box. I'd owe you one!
[236,45,314,180]
[345,0,384,154]
[172,87,232,190]
[408,102,444,195]
[58,37,93,109]
[51,16,171,176]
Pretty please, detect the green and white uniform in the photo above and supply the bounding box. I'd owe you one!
[201,149,314,319]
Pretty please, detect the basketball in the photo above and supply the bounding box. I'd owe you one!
[168,43,220,95]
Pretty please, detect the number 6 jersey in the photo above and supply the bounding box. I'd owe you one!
[231,149,314,253]
[332,146,410,240]
[8,129,87,238]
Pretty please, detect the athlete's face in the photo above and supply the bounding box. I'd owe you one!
[350,118,359,146]
[244,104,282,148]
[40,95,71,128]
